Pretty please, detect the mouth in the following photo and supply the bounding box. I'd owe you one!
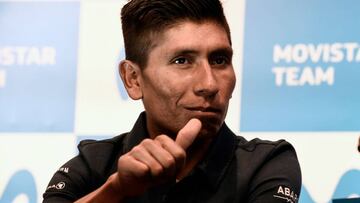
[185,106,222,117]
[184,106,224,136]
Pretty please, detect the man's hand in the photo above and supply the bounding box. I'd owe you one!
[115,118,202,197]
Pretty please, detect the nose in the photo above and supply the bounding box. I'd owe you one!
[194,62,219,98]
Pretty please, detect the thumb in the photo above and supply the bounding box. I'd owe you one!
[175,118,202,150]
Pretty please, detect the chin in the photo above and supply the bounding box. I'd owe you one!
[198,119,223,139]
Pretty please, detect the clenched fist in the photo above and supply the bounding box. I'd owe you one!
[114,118,202,197]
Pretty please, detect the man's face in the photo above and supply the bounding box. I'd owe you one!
[139,20,236,139]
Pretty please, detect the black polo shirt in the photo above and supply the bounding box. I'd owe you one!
[43,112,301,203]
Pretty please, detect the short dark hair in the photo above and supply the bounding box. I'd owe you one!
[121,0,231,69]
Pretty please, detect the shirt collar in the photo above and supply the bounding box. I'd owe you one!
[196,123,237,191]
[123,111,149,154]
[123,112,237,191]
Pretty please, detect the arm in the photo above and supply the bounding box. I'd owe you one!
[75,173,124,203]
[43,155,94,203]
[43,134,187,203]
[248,141,302,203]
[74,118,202,202]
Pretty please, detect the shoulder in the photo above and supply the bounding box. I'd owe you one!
[77,133,128,176]
[234,137,297,162]
[43,133,129,202]
[236,136,293,150]
[236,136,296,156]
[234,137,300,175]
[78,133,127,157]
[234,137,302,202]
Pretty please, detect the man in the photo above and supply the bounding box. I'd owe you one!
[43,0,302,202]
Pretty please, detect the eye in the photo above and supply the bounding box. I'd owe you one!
[211,56,229,65]
[214,57,226,65]
[173,57,188,64]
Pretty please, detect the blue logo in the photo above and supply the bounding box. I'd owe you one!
[0,2,80,132]
[0,170,37,203]
[115,48,129,100]
[332,169,360,200]
[240,0,360,131]
[299,169,360,203]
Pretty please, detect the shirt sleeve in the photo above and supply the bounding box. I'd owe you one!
[42,155,93,203]
[247,141,302,203]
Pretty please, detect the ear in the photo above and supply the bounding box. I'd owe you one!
[119,60,143,100]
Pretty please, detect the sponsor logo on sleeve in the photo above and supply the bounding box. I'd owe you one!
[58,167,69,173]
[47,181,66,190]
[273,185,298,203]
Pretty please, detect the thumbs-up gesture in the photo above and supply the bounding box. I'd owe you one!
[114,119,202,197]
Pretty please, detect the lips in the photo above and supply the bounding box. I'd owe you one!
[185,106,223,117]
[184,106,224,136]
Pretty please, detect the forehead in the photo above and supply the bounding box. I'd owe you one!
[150,20,231,55]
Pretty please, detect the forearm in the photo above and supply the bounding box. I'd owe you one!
[75,173,124,203]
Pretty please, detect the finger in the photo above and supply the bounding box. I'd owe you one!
[117,156,152,195]
[175,118,202,150]
[118,155,150,179]
[155,135,186,173]
[143,138,177,178]
[129,143,164,177]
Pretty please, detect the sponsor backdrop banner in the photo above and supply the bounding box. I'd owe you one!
[0,1,79,132]
[241,0,360,132]
[0,0,359,203]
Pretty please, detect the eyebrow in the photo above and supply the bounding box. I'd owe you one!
[168,47,233,58]
[210,47,233,58]
[169,49,199,58]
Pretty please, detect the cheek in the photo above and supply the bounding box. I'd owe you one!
[220,70,236,98]
[144,72,184,104]
[229,74,236,94]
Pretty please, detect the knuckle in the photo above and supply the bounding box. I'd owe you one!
[155,135,167,144]
[137,164,150,176]
[152,164,164,176]
[118,154,130,166]
[141,138,153,146]
[164,155,175,168]
[132,145,141,152]
[174,148,186,159]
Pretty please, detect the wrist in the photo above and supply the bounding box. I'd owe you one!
[106,173,125,202]
[74,173,125,203]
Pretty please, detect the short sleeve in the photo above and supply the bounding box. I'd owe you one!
[247,141,302,203]
[42,155,92,202]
